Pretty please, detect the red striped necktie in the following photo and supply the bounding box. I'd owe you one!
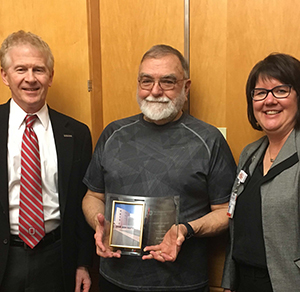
[19,115,45,248]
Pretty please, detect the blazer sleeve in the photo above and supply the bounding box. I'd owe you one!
[221,218,238,290]
[75,125,94,267]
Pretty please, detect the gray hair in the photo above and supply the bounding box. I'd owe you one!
[140,44,189,78]
[0,30,54,72]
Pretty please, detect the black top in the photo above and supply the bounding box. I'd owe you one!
[232,157,267,268]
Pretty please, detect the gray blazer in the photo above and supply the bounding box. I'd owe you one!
[222,129,300,292]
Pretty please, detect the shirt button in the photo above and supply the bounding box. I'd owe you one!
[3,239,8,245]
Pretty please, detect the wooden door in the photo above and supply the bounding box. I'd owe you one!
[0,0,92,131]
[97,0,185,127]
[226,0,300,160]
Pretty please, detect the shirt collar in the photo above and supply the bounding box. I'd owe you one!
[10,99,50,130]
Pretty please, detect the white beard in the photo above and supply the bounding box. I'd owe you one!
[137,87,186,122]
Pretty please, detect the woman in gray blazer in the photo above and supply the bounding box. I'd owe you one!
[222,53,300,292]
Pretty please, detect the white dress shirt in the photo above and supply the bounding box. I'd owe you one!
[8,99,60,234]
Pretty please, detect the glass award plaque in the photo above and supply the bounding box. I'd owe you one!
[105,193,179,256]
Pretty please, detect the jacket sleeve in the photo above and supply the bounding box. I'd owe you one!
[221,218,238,290]
[75,124,94,267]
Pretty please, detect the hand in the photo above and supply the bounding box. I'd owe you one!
[142,224,186,262]
[94,213,121,258]
[224,289,235,292]
[75,266,91,292]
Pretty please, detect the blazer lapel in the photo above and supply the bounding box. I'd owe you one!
[232,137,268,198]
[243,130,298,180]
[272,129,298,166]
[0,101,10,215]
[49,107,74,219]
[247,137,268,176]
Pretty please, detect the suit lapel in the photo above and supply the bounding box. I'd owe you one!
[49,107,74,219]
[0,101,10,215]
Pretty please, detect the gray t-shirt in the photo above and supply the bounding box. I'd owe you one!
[84,113,236,291]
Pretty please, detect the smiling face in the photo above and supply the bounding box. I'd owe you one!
[136,54,191,125]
[253,76,298,139]
[1,44,54,113]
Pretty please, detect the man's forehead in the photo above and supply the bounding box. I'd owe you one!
[7,45,48,66]
[8,44,46,58]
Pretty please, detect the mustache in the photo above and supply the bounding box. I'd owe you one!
[145,96,170,103]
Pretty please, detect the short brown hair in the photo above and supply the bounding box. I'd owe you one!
[246,53,300,130]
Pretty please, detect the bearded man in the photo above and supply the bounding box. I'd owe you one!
[82,44,236,292]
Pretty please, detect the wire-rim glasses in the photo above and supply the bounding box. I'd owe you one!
[251,84,292,101]
[138,78,186,91]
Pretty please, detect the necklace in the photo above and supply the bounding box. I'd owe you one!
[268,147,275,163]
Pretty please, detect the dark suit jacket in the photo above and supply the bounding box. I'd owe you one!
[0,100,94,291]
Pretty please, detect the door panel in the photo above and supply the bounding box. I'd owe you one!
[227,0,300,160]
[0,0,91,129]
[99,0,185,127]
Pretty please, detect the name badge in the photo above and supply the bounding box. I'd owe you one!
[238,170,247,183]
[227,170,248,218]
[227,192,237,218]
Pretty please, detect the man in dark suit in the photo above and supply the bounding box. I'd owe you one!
[0,30,94,291]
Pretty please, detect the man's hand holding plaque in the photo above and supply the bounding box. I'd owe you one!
[94,213,121,258]
[142,224,186,262]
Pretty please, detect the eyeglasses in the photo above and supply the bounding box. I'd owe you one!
[251,84,292,101]
[138,77,186,91]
